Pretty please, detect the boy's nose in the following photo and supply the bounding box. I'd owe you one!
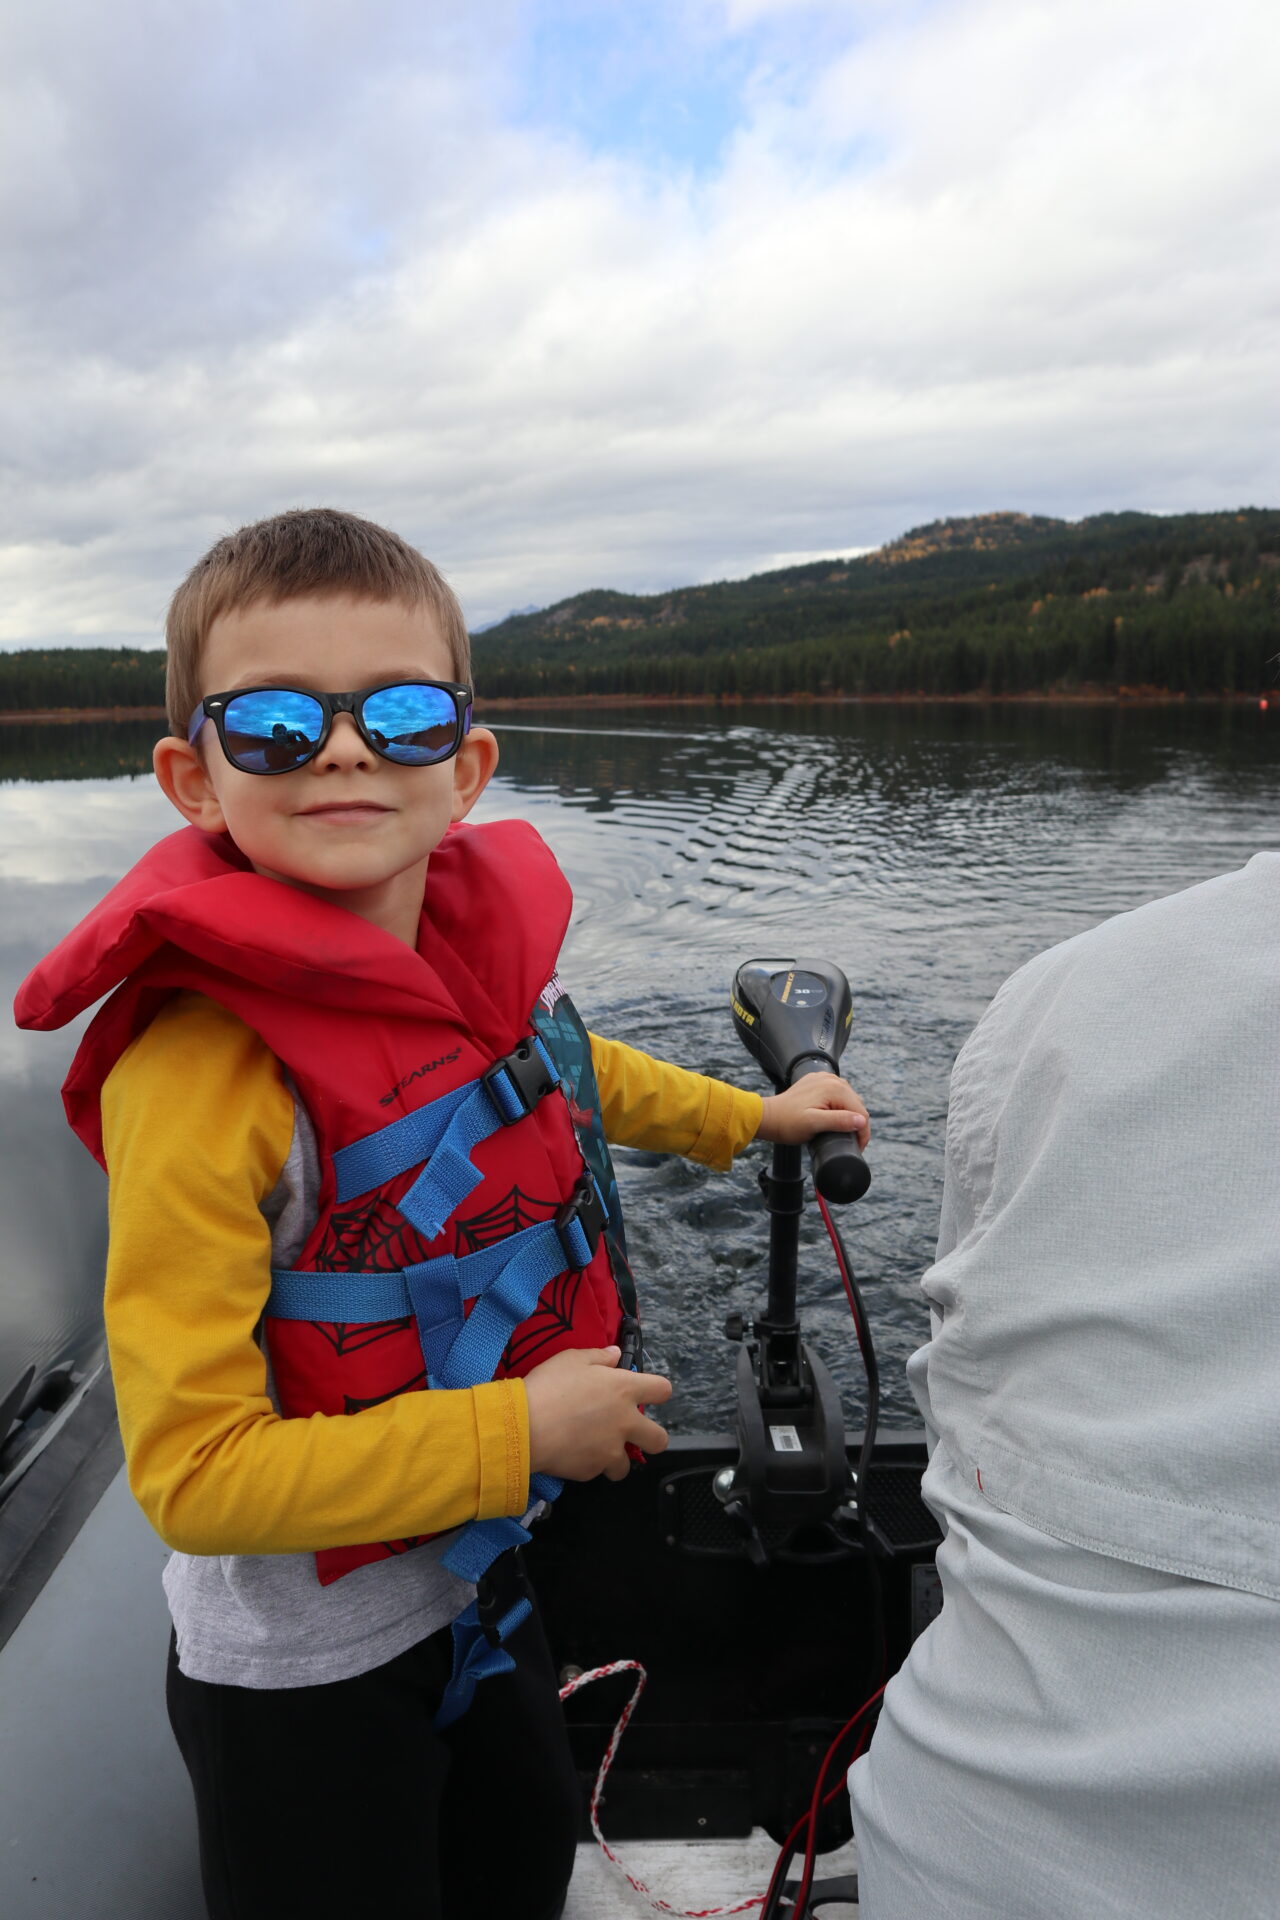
[317,711,373,769]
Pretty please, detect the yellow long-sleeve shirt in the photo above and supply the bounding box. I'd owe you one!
[102,993,762,1559]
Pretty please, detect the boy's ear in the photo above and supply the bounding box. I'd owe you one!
[153,734,229,834]
[450,725,499,823]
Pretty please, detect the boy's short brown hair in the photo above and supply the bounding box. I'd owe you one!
[164,507,471,735]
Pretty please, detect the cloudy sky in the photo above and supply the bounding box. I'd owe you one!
[3,0,1278,645]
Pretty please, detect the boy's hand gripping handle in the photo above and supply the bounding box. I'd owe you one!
[732,957,871,1204]
[791,1061,871,1204]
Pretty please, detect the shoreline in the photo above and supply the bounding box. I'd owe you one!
[0,705,169,726]
[473,688,1277,711]
[0,690,1274,726]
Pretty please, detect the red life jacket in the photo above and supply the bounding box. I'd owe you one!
[15,820,632,1586]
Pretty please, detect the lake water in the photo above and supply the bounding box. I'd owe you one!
[2,702,1275,1436]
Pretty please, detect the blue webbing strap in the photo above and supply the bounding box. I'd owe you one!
[441,1515,529,1584]
[270,1171,603,1388]
[397,1035,559,1241]
[432,1224,577,1389]
[393,1082,494,1241]
[268,1213,581,1387]
[330,1035,559,1245]
[435,1518,538,1729]
[266,1268,413,1322]
[435,1592,533,1731]
[331,1082,474,1203]
[269,1232,541,1324]
[423,1186,588,1728]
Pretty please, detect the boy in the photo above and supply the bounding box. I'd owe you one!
[16,508,868,1920]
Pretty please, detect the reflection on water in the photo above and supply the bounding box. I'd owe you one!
[0,719,159,785]
[2,702,1276,1434]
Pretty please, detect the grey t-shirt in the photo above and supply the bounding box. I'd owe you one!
[164,1087,478,1689]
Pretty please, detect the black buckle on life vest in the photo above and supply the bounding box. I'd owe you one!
[475,1545,532,1649]
[616,1314,643,1373]
[482,1036,559,1126]
[555,1173,609,1272]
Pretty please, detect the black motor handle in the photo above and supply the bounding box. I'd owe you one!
[790,1061,871,1204]
[810,1127,871,1204]
[733,959,871,1206]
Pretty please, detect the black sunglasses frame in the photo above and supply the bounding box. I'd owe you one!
[189,679,474,775]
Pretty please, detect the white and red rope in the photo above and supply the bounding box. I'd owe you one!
[559,1660,765,1918]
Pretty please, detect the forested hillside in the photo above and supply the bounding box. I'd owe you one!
[2,509,1277,710]
[471,509,1280,699]
[0,647,165,713]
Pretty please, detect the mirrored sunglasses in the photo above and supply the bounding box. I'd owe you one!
[188,680,474,775]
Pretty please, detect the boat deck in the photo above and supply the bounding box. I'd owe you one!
[0,1467,859,1916]
[568,1828,859,1918]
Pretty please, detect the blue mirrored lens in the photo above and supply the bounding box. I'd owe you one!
[221,690,325,773]
[360,684,459,764]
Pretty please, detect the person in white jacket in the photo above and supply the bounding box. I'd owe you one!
[849,855,1280,1920]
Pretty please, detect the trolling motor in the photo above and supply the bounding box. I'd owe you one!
[534,958,930,1913]
[717,960,872,1566]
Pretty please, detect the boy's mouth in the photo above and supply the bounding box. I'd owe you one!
[297,801,393,819]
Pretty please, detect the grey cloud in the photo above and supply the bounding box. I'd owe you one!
[1,0,1277,643]
[1,1,519,364]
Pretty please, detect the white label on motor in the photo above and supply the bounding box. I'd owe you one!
[770,1425,802,1453]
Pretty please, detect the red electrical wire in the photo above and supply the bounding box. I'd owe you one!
[792,1680,887,1917]
[758,1191,888,1919]
[817,1192,870,1367]
[568,1169,889,1917]
[816,1190,887,1692]
[759,1682,887,1919]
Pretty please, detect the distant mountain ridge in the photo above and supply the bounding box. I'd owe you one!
[0,510,1276,712]
[471,602,543,633]
[470,508,1280,699]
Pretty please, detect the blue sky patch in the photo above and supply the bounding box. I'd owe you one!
[507,0,850,177]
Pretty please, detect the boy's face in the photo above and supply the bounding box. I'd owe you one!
[154,594,497,943]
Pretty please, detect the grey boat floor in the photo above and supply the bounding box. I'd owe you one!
[0,1468,858,1917]
[568,1828,858,1917]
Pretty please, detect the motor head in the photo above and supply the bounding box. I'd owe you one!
[732,959,853,1090]
[732,958,869,1204]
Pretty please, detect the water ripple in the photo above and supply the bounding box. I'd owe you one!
[476,702,1277,1429]
[2,704,1275,1432]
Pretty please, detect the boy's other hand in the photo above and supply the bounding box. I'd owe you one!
[524,1347,672,1483]
[758,1074,870,1149]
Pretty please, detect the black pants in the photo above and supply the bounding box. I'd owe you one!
[166,1604,581,1920]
